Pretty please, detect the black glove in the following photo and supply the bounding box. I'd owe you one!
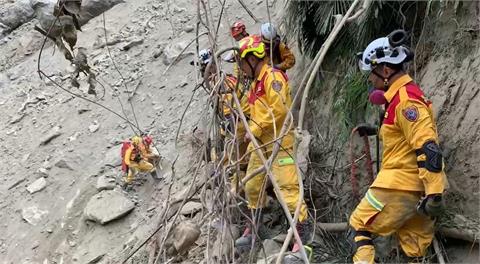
[356,123,377,137]
[416,194,444,217]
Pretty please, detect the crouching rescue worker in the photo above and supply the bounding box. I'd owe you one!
[234,35,310,259]
[122,136,155,185]
[260,23,295,72]
[350,30,448,263]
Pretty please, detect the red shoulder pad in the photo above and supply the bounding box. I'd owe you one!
[272,68,289,81]
[405,82,431,107]
[248,72,268,104]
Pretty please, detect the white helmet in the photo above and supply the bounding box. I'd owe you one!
[358,30,412,72]
[198,48,212,65]
[260,22,277,42]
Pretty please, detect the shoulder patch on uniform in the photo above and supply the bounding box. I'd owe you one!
[402,105,419,122]
[272,80,283,92]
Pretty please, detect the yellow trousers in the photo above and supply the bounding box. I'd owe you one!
[226,122,249,193]
[244,148,308,222]
[126,160,154,183]
[349,187,434,264]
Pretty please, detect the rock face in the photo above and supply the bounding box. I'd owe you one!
[84,190,134,224]
[22,206,48,225]
[96,175,116,191]
[104,145,122,167]
[26,177,47,194]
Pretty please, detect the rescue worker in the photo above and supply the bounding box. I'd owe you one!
[229,21,251,79]
[192,48,250,188]
[234,35,310,258]
[260,23,295,72]
[230,21,249,41]
[350,30,447,263]
[123,136,155,185]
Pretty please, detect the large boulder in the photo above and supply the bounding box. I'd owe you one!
[0,0,35,38]
[165,221,201,256]
[84,190,134,224]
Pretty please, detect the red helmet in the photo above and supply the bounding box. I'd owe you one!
[143,135,153,146]
[231,21,246,38]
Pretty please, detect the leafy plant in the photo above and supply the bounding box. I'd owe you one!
[333,69,372,140]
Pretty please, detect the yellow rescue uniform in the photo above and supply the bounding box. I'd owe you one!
[350,75,447,263]
[124,145,154,183]
[245,63,307,222]
[264,41,295,72]
[221,75,250,190]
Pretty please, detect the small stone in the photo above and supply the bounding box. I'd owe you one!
[78,108,90,114]
[86,253,105,264]
[96,175,116,191]
[89,121,100,133]
[27,177,47,194]
[31,241,40,249]
[37,168,49,177]
[55,159,73,170]
[179,201,202,216]
[39,126,62,146]
[22,206,48,226]
[121,38,144,51]
[184,25,194,33]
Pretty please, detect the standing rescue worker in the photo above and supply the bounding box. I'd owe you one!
[229,21,250,79]
[260,23,295,72]
[230,21,249,41]
[234,35,310,258]
[192,48,250,190]
[123,136,155,185]
[350,30,447,263]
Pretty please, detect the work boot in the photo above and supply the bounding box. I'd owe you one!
[284,220,313,263]
[235,226,253,254]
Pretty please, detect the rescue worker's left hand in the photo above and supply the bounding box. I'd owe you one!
[417,194,444,217]
[244,133,251,143]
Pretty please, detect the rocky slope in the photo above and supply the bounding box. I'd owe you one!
[0,0,279,263]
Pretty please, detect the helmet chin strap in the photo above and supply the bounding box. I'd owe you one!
[246,57,257,79]
[372,67,399,90]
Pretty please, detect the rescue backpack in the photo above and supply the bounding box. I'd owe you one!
[121,140,132,173]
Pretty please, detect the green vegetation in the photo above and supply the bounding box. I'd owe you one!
[285,0,425,136]
[333,69,373,140]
